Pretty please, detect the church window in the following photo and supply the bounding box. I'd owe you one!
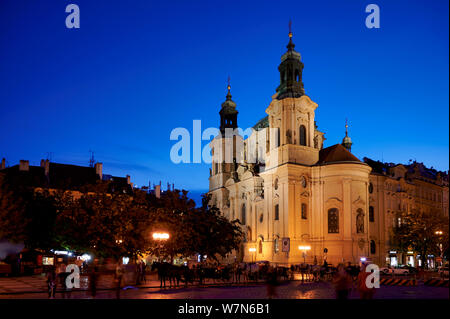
[368,183,373,194]
[370,240,376,254]
[276,128,280,148]
[328,208,339,233]
[299,125,306,146]
[295,69,300,82]
[369,206,375,222]
[241,204,246,225]
[259,213,263,223]
[214,162,218,175]
[301,203,307,220]
[258,240,263,254]
[274,204,279,220]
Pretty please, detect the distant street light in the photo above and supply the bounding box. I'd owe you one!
[153,232,170,240]
[152,232,170,262]
[249,247,256,264]
[298,245,311,264]
[435,230,444,267]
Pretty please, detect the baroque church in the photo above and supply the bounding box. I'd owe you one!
[208,29,449,267]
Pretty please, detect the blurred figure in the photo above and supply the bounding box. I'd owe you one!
[139,260,147,284]
[89,266,98,298]
[357,263,376,299]
[46,267,57,299]
[114,261,124,299]
[333,264,352,299]
[266,267,278,299]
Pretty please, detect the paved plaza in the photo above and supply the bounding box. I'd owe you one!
[0,273,448,299]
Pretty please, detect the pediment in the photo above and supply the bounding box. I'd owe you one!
[325,197,342,203]
[353,196,366,206]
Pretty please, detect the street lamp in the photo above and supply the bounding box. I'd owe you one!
[248,247,256,264]
[298,245,311,264]
[435,230,444,267]
[152,232,170,262]
[153,232,170,240]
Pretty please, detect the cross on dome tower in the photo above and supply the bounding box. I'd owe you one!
[276,21,305,100]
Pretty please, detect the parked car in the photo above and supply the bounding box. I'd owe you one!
[400,265,418,274]
[438,266,449,278]
[380,266,410,275]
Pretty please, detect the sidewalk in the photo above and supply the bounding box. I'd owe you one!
[0,273,161,295]
[0,273,268,295]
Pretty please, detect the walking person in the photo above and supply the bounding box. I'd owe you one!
[114,262,124,299]
[333,264,352,299]
[89,266,98,299]
[46,266,57,299]
[266,267,278,299]
[140,260,147,283]
[357,263,376,299]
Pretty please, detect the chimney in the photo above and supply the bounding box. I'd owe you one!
[94,162,103,180]
[126,175,131,185]
[19,160,29,171]
[155,185,161,198]
[1,158,5,170]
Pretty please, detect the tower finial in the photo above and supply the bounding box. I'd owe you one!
[345,118,349,137]
[227,75,231,92]
[289,20,292,38]
[342,118,353,152]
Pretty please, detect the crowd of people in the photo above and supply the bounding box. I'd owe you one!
[44,259,376,299]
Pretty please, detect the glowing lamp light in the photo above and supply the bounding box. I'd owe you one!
[153,232,170,240]
[360,257,367,262]
[249,248,256,252]
[298,246,311,251]
[80,254,91,261]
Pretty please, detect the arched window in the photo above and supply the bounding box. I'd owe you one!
[369,206,374,222]
[276,127,280,148]
[370,240,376,254]
[299,125,307,146]
[328,208,339,233]
[301,203,307,220]
[258,239,263,254]
[295,69,300,82]
[241,204,246,225]
[214,162,218,175]
[356,208,364,233]
[274,204,279,220]
[274,236,279,253]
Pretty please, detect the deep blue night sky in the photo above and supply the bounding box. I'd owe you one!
[0,0,448,204]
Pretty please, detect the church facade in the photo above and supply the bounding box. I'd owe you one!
[208,31,449,267]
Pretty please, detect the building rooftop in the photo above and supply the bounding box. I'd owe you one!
[317,144,361,165]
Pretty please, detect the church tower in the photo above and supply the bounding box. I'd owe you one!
[265,23,320,168]
[209,81,243,207]
[219,78,238,135]
[276,22,305,100]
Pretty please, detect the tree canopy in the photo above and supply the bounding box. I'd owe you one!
[0,174,242,262]
[391,209,449,268]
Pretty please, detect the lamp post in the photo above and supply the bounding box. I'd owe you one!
[248,247,256,282]
[298,245,311,264]
[152,232,170,262]
[435,230,443,268]
[248,247,256,264]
